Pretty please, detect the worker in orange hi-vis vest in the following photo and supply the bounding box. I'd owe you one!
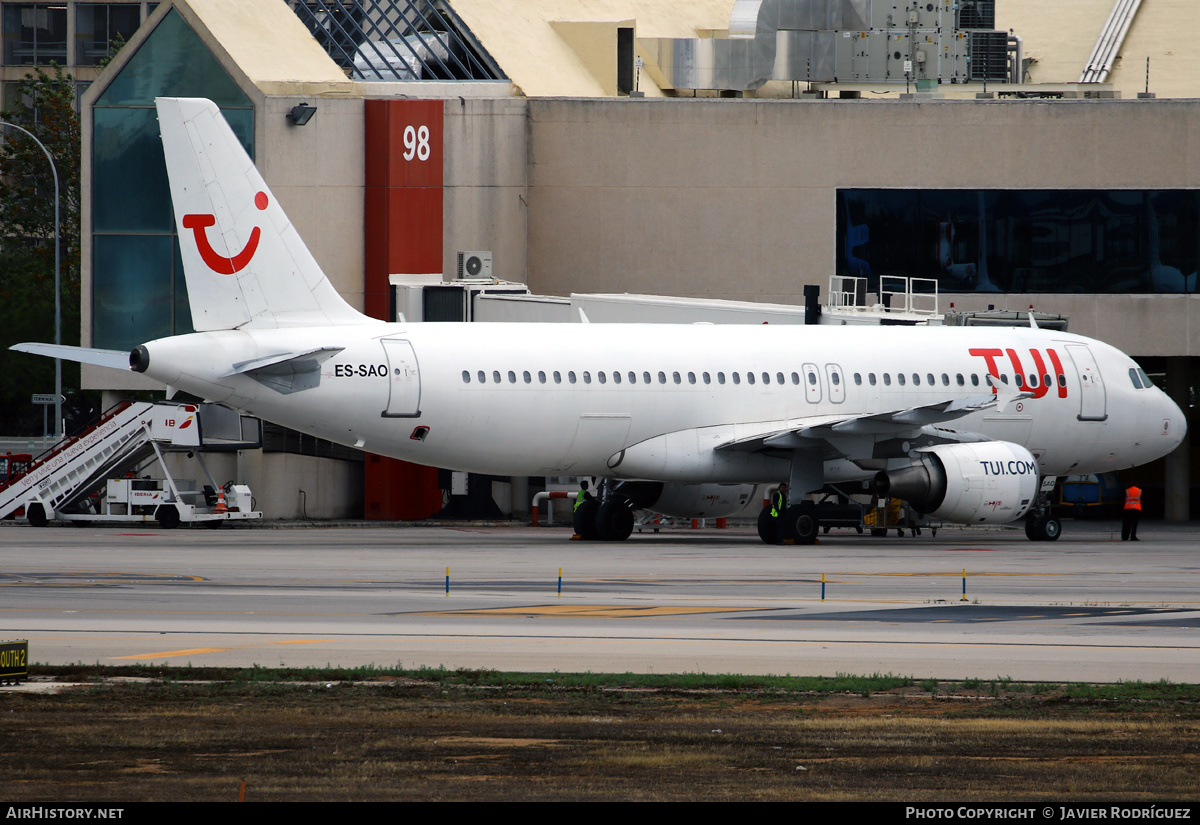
[1122,485,1142,542]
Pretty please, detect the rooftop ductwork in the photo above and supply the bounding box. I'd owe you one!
[640,0,1007,92]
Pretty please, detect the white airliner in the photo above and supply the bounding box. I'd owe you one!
[12,98,1187,543]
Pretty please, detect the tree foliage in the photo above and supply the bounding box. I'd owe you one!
[0,64,86,436]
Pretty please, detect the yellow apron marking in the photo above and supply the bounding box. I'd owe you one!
[414,605,768,619]
[113,640,326,660]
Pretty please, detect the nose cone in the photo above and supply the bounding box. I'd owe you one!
[1161,391,1187,455]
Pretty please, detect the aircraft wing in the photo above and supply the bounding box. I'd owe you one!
[716,391,1023,458]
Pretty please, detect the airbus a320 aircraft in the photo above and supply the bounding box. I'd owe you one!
[12,98,1187,543]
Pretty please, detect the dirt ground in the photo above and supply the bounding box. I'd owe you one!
[3,676,1199,802]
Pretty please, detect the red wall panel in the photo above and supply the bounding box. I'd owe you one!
[363,99,445,520]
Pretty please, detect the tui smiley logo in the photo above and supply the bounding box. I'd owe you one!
[182,191,268,274]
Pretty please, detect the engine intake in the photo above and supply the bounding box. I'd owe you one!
[874,442,1039,524]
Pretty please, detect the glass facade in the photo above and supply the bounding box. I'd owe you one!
[75,3,141,66]
[2,4,67,66]
[838,189,1200,294]
[91,8,252,350]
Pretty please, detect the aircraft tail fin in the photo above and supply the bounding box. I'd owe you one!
[156,97,374,332]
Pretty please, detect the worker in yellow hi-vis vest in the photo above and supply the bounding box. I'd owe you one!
[1122,485,1142,542]
[770,482,789,543]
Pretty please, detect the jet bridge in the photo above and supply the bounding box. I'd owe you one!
[0,401,263,528]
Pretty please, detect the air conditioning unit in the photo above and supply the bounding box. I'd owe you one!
[456,250,492,279]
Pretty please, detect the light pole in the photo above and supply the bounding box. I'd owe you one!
[1,120,61,437]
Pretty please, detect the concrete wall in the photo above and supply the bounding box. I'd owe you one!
[257,96,367,313]
[235,450,364,520]
[443,96,530,283]
[526,96,1200,356]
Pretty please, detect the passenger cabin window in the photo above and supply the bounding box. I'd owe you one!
[854,373,862,385]
[956,373,964,386]
[733,373,741,385]
[583,371,592,384]
[688,372,697,384]
[612,371,621,384]
[493,370,501,383]
[703,372,711,384]
[869,373,877,386]
[791,372,800,385]
[523,370,531,384]
[776,372,784,385]
[718,372,726,384]
[554,371,562,384]
[539,371,547,384]
[883,373,891,386]
[462,370,470,383]
[568,371,577,384]
[747,372,756,385]
[898,374,906,386]
[598,371,607,384]
[658,371,667,384]
[478,370,486,383]
[643,371,651,383]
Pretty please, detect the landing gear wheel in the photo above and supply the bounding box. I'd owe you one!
[572,499,599,541]
[1024,516,1038,541]
[783,502,819,546]
[26,503,47,528]
[1025,514,1061,542]
[1040,516,1061,542]
[596,501,634,542]
[757,505,780,545]
[155,505,181,530]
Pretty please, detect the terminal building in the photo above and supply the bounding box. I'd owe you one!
[4,0,1197,520]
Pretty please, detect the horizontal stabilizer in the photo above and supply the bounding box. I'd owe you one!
[225,346,343,395]
[9,343,129,371]
[225,347,344,378]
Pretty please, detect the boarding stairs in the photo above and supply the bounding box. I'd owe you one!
[0,401,209,522]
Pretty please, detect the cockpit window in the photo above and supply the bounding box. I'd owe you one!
[1129,368,1143,389]
[1138,368,1153,388]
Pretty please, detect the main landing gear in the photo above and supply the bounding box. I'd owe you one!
[1024,490,1061,542]
[757,501,819,545]
[572,486,635,542]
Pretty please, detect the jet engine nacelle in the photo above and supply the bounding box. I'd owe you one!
[614,481,759,519]
[874,442,1039,524]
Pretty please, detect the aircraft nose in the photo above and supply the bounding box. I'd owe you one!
[1160,392,1187,452]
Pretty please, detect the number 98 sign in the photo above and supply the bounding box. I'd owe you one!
[403,124,430,162]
